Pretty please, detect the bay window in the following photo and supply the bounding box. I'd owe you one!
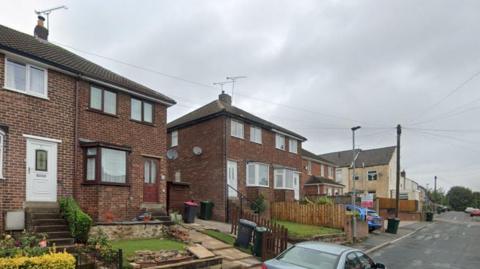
[131,98,153,123]
[84,146,128,184]
[246,162,269,187]
[5,58,47,98]
[90,85,117,115]
[274,169,298,189]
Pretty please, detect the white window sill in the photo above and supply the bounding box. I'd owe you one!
[231,135,244,140]
[274,187,295,190]
[250,140,262,145]
[275,147,285,151]
[246,184,269,188]
[3,87,49,100]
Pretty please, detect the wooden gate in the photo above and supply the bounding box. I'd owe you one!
[230,207,288,261]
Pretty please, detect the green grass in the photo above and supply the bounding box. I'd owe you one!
[203,229,252,254]
[111,238,185,267]
[274,220,342,239]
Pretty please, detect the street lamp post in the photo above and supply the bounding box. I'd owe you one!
[351,126,361,242]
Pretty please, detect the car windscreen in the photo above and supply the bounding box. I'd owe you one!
[277,246,338,269]
[367,211,379,217]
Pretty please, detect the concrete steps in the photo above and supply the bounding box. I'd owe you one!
[25,202,75,252]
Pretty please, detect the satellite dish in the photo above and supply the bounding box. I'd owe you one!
[166,149,178,160]
[192,146,203,156]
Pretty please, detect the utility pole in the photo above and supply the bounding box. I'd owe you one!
[351,126,361,242]
[395,124,401,218]
[434,176,437,212]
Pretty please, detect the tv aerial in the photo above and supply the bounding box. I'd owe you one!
[35,5,68,29]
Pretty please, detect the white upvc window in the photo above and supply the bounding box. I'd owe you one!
[368,170,378,181]
[275,134,285,150]
[250,126,262,144]
[320,164,325,177]
[171,131,178,147]
[231,119,244,139]
[328,167,334,179]
[246,162,269,187]
[274,168,297,189]
[335,168,342,183]
[4,58,48,98]
[307,160,312,175]
[0,130,4,179]
[288,139,298,154]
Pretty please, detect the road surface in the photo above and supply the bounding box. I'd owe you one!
[371,211,480,268]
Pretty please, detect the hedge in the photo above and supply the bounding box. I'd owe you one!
[59,197,93,243]
[0,252,75,269]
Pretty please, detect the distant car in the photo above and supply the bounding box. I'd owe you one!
[465,207,478,213]
[345,205,382,232]
[262,241,386,269]
[471,209,480,217]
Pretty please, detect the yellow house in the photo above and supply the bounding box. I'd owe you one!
[319,146,398,198]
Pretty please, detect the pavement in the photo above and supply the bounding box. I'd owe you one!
[369,211,480,268]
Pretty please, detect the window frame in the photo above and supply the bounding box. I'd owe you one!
[144,158,158,184]
[250,126,262,144]
[306,160,312,175]
[328,166,334,179]
[130,97,154,124]
[230,119,244,139]
[89,85,118,116]
[171,130,178,147]
[367,170,378,181]
[0,130,5,179]
[288,139,298,154]
[275,134,285,150]
[246,162,269,187]
[4,58,48,99]
[83,145,129,186]
[274,168,297,190]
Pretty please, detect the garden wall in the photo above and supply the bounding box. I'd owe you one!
[270,202,345,229]
[344,217,369,242]
[90,222,166,240]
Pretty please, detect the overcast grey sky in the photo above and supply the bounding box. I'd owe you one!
[2,0,479,191]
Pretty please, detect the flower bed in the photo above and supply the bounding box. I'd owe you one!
[0,252,75,269]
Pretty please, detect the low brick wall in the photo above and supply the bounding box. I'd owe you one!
[90,222,166,240]
[379,209,422,221]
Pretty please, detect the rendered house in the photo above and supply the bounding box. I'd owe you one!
[301,149,344,197]
[166,92,306,221]
[319,146,398,198]
[0,24,175,231]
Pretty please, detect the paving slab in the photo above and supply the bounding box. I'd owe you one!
[213,248,252,261]
[188,230,232,250]
[234,257,262,267]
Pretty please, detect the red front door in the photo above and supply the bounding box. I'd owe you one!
[143,159,159,203]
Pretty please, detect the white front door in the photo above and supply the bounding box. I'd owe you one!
[293,172,300,200]
[227,161,238,198]
[26,139,57,202]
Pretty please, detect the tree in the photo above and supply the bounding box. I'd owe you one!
[473,192,480,208]
[427,187,447,205]
[447,186,473,211]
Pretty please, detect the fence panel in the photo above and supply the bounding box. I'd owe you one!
[378,198,418,212]
[270,202,346,229]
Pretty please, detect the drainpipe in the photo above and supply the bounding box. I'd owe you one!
[72,78,80,199]
[223,116,228,222]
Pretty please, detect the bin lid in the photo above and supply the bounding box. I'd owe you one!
[239,219,257,228]
[184,201,198,206]
[255,227,268,232]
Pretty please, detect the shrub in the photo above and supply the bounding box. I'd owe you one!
[59,197,93,243]
[251,194,266,214]
[0,232,49,258]
[0,252,75,269]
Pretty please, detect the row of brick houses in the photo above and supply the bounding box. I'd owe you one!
[0,21,410,230]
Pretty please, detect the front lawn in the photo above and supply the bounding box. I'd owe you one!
[111,238,185,266]
[202,229,252,254]
[274,220,342,239]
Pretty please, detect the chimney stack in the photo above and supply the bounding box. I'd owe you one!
[219,91,232,105]
[34,16,49,41]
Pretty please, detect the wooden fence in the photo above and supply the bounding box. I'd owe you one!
[378,198,418,212]
[230,207,288,261]
[270,202,345,229]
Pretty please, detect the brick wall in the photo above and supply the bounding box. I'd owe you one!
[300,157,339,198]
[167,116,226,221]
[75,80,168,222]
[0,53,76,230]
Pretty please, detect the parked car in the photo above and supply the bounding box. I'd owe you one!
[345,205,382,232]
[470,209,480,217]
[262,241,386,269]
[465,207,478,213]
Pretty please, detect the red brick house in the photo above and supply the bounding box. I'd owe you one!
[0,24,175,231]
[167,92,306,221]
[301,149,344,197]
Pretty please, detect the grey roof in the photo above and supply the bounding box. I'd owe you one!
[0,24,175,105]
[319,146,396,168]
[167,97,307,141]
[301,148,336,166]
[305,176,344,187]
